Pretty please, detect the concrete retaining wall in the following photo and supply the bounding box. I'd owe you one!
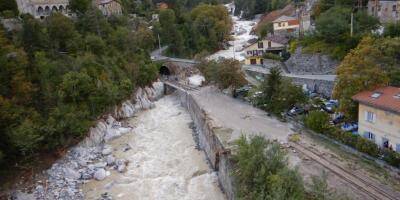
[165,84,235,199]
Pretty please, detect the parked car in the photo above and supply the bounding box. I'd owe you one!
[287,106,307,117]
[332,113,345,125]
[341,122,358,132]
[321,100,338,114]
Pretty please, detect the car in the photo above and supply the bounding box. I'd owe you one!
[332,114,345,125]
[287,106,307,117]
[341,122,358,132]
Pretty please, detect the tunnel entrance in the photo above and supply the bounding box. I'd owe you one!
[159,66,171,76]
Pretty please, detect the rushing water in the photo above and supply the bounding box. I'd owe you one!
[83,95,226,200]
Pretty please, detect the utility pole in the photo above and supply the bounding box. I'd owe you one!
[158,33,161,52]
[350,12,354,37]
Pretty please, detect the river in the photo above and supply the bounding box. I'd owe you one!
[83,95,226,200]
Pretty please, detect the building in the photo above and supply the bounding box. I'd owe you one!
[244,35,289,65]
[16,0,70,19]
[95,0,122,16]
[253,4,296,34]
[272,15,300,34]
[368,0,400,23]
[156,2,169,10]
[352,86,400,152]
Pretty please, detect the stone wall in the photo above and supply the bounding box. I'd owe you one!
[289,76,334,97]
[171,86,236,200]
[245,70,334,97]
[285,47,339,75]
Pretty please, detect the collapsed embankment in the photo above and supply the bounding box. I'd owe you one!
[13,82,164,200]
[171,86,236,200]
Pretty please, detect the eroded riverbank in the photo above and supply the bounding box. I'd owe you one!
[83,95,225,200]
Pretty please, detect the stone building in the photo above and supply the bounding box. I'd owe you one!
[95,0,122,16]
[16,0,70,19]
[368,0,400,23]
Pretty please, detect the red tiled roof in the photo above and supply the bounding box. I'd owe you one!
[254,4,296,32]
[352,86,400,113]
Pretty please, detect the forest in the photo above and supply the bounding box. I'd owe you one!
[0,0,232,177]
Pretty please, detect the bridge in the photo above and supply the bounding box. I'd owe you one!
[151,47,336,97]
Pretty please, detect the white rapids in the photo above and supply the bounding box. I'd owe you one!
[83,95,226,200]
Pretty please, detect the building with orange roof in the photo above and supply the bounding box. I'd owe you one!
[352,86,400,152]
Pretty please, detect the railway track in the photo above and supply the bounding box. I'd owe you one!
[291,142,399,200]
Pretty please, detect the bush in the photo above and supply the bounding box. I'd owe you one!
[382,149,400,168]
[304,111,331,133]
[199,59,247,89]
[232,135,306,199]
[355,137,380,157]
[264,53,283,61]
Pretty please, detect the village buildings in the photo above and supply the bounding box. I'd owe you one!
[368,0,400,23]
[272,15,300,34]
[16,0,122,18]
[16,0,70,19]
[244,35,289,65]
[352,86,400,152]
[95,0,122,16]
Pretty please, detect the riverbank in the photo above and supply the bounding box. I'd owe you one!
[83,95,225,200]
[7,82,165,200]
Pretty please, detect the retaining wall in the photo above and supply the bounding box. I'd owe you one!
[165,84,236,199]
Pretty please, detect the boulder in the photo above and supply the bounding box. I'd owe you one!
[94,168,106,181]
[102,146,113,156]
[106,155,116,166]
[64,168,81,180]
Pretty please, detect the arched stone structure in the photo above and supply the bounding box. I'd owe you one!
[17,0,70,19]
[159,66,171,76]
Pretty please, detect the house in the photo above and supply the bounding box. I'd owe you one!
[95,0,122,16]
[156,2,169,10]
[253,3,296,34]
[273,15,299,34]
[16,0,70,19]
[244,35,289,65]
[352,86,400,152]
[368,0,400,23]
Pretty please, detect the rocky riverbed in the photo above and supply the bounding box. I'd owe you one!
[11,82,165,200]
[83,95,225,200]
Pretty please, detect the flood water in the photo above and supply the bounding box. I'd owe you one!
[83,95,226,200]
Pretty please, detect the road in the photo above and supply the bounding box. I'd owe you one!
[243,65,336,82]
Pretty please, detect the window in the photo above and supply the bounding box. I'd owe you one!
[258,42,264,49]
[364,132,375,141]
[396,144,400,152]
[382,138,389,148]
[247,51,252,55]
[365,111,376,123]
[268,41,272,48]
[278,22,282,27]
[378,5,381,11]
[393,5,397,12]
[250,59,257,65]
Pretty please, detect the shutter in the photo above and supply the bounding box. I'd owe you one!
[364,111,368,121]
[373,113,377,123]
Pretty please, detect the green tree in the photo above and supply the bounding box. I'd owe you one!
[304,111,331,133]
[0,0,18,17]
[233,136,305,199]
[384,22,400,38]
[46,13,80,52]
[69,0,92,14]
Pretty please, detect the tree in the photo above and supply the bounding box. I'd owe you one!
[198,59,246,89]
[233,136,305,199]
[384,22,400,38]
[0,0,18,17]
[69,0,91,14]
[304,111,331,133]
[256,67,306,116]
[333,37,389,119]
[46,13,80,52]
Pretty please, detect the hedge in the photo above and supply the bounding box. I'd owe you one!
[304,112,400,168]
